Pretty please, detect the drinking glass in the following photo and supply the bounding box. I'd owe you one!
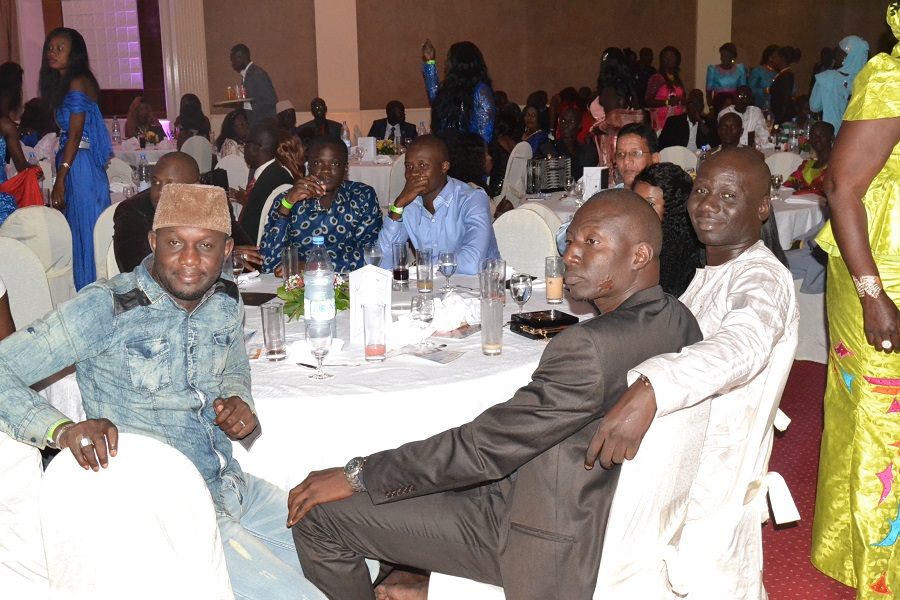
[363,243,382,267]
[416,248,433,293]
[281,246,301,286]
[480,298,504,356]
[573,180,585,206]
[362,303,386,362]
[545,256,564,305]
[260,303,286,361]
[410,295,435,348]
[122,185,135,199]
[480,258,507,304]
[305,320,334,380]
[562,175,576,199]
[352,146,365,163]
[392,242,409,285]
[771,174,783,191]
[438,251,457,292]
[231,252,245,281]
[510,274,532,314]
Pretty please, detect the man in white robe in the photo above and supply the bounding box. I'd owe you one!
[585,147,799,599]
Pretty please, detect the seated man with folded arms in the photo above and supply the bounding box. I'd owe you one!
[289,190,702,600]
[113,152,260,272]
[585,148,799,599]
[377,135,500,274]
[259,135,382,273]
[0,184,326,600]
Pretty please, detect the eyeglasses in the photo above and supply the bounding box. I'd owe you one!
[614,150,647,161]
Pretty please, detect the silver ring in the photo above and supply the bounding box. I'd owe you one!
[239,420,246,428]
[77,434,93,448]
[241,253,247,260]
[882,340,893,350]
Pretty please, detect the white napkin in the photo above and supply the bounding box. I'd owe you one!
[118,137,140,151]
[783,193,823,205]
[373,155,393,165]
[237,270,260,284]
[432,293,481,330]
[388,313,435,350]
[109,182,132,193]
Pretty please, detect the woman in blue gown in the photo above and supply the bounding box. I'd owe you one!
[39,28,112,290]
[420,39,495,143]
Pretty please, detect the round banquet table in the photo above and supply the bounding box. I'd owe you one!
[233,272,595,490]
[113,140,177,167]
[524,188,824,251]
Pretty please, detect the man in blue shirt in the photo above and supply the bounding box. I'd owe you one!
[377,135,500,275]
[0,184,325,600]
[259,136,382,273]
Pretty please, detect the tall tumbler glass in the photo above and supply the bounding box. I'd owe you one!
[545,256,565,305]
[480,298,504,356]
[260,302,286,361]
[416,248,433,293]
[392,242,409,286]
[362,303,386,362]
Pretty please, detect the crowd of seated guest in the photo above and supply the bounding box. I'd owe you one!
[215,108,250,158]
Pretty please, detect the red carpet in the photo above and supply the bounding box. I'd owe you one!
[762,360,856,599]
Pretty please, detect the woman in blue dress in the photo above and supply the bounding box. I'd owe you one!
[705,42,747,115]
[39,28,112,290]
[420,39,495,143]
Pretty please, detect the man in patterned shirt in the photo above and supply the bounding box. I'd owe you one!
[259,136,382,272]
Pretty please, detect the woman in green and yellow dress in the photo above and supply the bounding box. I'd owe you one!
[812,4,900,598]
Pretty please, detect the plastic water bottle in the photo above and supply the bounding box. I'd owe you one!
[340,121,351,149]
[136,154,151,192]
[417,121,427,136]
[698,145,709,165]
[27,151,38,166]
[111,115,121,145]
[304,236,336,333]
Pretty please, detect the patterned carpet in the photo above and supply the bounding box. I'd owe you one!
[762,360,856,599]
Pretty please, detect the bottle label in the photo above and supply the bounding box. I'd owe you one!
[305,298,335,321]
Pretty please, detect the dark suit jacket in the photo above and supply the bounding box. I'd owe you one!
[113,190,253,273]
[238,160,294,243]
[367,119,417,141]
[298,119,342,139]
[244,63,277,126]
[364,286,702,599]
[657,113,720,150]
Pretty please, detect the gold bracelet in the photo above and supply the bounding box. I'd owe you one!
[851,275,883,299]
[637,373,653,388]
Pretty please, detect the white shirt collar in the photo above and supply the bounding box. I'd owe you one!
[240,61,253,79]
[253,157,276,180]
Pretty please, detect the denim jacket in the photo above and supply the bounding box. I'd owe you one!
[0,257,255,505]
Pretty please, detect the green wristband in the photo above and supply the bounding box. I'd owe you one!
[280,197,295,210]
[426,60,436,65]
[389,203,404,215]
[47,418,73,443]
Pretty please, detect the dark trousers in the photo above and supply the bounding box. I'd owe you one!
[292,480,510,600]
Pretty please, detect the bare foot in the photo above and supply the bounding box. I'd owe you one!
[374,570,429,600]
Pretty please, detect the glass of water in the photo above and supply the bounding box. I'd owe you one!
[305,320,334,381]
[510,274,532,314]
[364,244,383,267]
[438,251,457,292]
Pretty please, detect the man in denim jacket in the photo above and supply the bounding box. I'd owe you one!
[0,184,324,600]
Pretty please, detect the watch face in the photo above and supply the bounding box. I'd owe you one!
[345,457,364,475]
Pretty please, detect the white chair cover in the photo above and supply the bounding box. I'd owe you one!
[105,157,134,186]
[428,574,503,599]
[216,154,250,190]
[106,242,120,279]
[0,433,49,598]
[92,204,118,280]
[0,237,53,328]
[0,206,75,306]
[518,202,563,234]
[493,207,558,276]
[40,433,234,600]
[388,154,407,204]
[594,401,712,598]
[495,142,533,207]
[659,146,698,172]
[182,135,213,173]
[793,278,827,363]
[38,161,52,191]
[765,152,803,181]
[256,184,293,245]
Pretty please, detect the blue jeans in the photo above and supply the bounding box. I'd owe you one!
[218,471,326,600]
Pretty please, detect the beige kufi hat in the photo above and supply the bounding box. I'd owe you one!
[276,100,294,113]
[153,183,231,236]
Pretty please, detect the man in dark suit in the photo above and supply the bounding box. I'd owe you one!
[658,88,719,151]
[298,98,342,139]
[230,44,278,126]
[288,190,703,600]
[238,121,293,243]
[367,100,418,142]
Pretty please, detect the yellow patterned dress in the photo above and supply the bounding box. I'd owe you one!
[813,7,900,598]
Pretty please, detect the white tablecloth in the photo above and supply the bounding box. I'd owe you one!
[113,140,177,167]
[524,189,824,251]
[348,159,396,209]
[234,273,594,489]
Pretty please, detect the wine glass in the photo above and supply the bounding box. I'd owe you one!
[510,274,532,314]
[305,320,334,380]
[562,175,576,200]
[771,174,783,191]
[438,251,457,292]
[573,180,585,206]
[363,243,383,267]
[410,295,435,348]
[352,146,365,164]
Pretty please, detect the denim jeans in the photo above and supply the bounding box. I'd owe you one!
[218,471,326,600]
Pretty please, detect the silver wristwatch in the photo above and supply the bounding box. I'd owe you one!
[344,456,367,493]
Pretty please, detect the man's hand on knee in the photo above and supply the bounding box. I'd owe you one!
[287,467,354,527]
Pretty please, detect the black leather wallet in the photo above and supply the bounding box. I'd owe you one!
[510,310,579,340]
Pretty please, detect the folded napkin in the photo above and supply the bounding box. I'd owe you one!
[784,193,823,205]
[388,313,435,350]
[373,155,394,165]
[118,137,141,151]
[237,270,260,284]
[109,182,133,193]
[432,293,481,330]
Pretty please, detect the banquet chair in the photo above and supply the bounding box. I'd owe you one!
[429,401,712,600]
[0,237,52,329]
[182,135,214,173]
[388,154,407,204]
[492,207,558,275]
[517,201,563,235]
[106,241,120,278]
[105,156,134,186]
[216,154,250,190]
[659,146,698,172]
[494,141,532,207]
[39,433,235,599]
[92,203,118,280]
[256,184,293,245]
[0,206,75,306]
[765,152,803,181]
